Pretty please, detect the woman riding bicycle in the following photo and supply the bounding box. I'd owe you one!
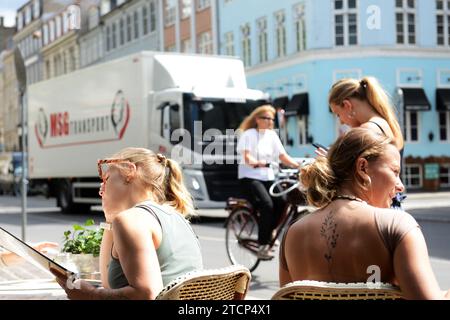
[236,105,300,260]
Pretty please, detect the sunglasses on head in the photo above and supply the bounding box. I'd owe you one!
[97,159,136,181]
[259,116,275,121]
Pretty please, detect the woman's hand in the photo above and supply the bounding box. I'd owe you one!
[51,268,96,300]
[314,147,328,157]
[32,242,58,254]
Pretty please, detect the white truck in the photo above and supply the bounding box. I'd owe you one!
[27,51,269,213]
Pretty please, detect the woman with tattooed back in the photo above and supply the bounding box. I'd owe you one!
[279,128,450,299]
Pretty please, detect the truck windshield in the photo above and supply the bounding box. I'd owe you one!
[185,98,268,134]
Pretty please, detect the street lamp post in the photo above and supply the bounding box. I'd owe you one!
[13,47,28,242]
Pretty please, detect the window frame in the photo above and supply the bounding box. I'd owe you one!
[241,24,252,67]
[257,17,268,63]
[439,111,450,142]
[396,0,417,45]
[294,3,307,52]
[224,31,235,56]
[404,110,420,143]
[274,10,287,58]
[403,164,423,189]
[440,164,450,187]
[334,0,358,47]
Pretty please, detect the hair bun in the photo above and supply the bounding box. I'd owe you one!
[360,79,368,89]
[156,153,168,166]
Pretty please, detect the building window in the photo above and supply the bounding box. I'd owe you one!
[257,17,268,63]
[440,111,450,141]
[403,164,422,189]
[25,6,32,25]
[165,0,176,26]
[181,0,192,19]
[56,16,62,38]
[437,0,450,46]
[49,20,55,42]
[396,0,416,45]
[275,10,286,57]
[69,47,76,71]
[298,115,309,145]
[18,11,24,30]
[43,24,49,46]
[198,31,212,54]
[33,0,40,19]
[150,1,157,32]
[241,24,251,67]
[119,18,125,45]
[134,11,140,39]
[127,15,132,42]
[88,6,99,30]
[334,0,358,46]
[143,6,149,35]
[440,164,450,187]
[405,111,419,142]
[197,0,211,11]
[112,23,117,49]
[106,26,111,51]
[45,60,51,79]
[182,38,191,52]
[62,11,69,34]
[294,3,307,51]
[224,32,234,56]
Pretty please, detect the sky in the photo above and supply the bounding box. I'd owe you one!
[0,0,28,27]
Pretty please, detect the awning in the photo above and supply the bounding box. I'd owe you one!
[272,96,289,109]
[285,93,309,116]
[436,89,450,111]
[400,88,431,111]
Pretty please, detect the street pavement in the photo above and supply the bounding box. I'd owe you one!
[0,193,449,299]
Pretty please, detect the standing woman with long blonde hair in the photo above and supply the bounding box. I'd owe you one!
[327,76,405,207]
[237,105,300,259]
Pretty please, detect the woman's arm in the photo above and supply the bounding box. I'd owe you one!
[243,150,266,167]
[394,227,449,299]
[54,209,163,300]
[99,228,113,289]
[105,211,163,299]
[279,153,300,169]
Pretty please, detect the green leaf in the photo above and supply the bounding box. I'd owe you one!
[85,219,95,226]
[73,224,84,231]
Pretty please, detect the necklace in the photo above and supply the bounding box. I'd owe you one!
[333,194,366,204]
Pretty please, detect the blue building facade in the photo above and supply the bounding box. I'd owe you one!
[218,0,450,191]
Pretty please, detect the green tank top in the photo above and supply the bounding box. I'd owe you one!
[108,201,203,289]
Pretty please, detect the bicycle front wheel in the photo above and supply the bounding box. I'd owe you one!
[225,208,260,272]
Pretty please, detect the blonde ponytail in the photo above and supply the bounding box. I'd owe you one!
[165,158,195,218]
[362,77,404,149]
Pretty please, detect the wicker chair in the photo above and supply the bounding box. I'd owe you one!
[156,265,251,300]
[271,280,403,300]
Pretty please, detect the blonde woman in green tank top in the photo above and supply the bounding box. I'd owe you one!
[51,148,203,300]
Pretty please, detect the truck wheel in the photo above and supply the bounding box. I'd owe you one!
[56,180,77,214]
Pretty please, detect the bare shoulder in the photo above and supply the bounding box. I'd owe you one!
[113,207,160,233]
[287,209,318,236]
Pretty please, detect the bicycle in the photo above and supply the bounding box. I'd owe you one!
[224,164,310,272]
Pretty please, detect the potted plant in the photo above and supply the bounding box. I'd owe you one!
[56,219,103,279]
